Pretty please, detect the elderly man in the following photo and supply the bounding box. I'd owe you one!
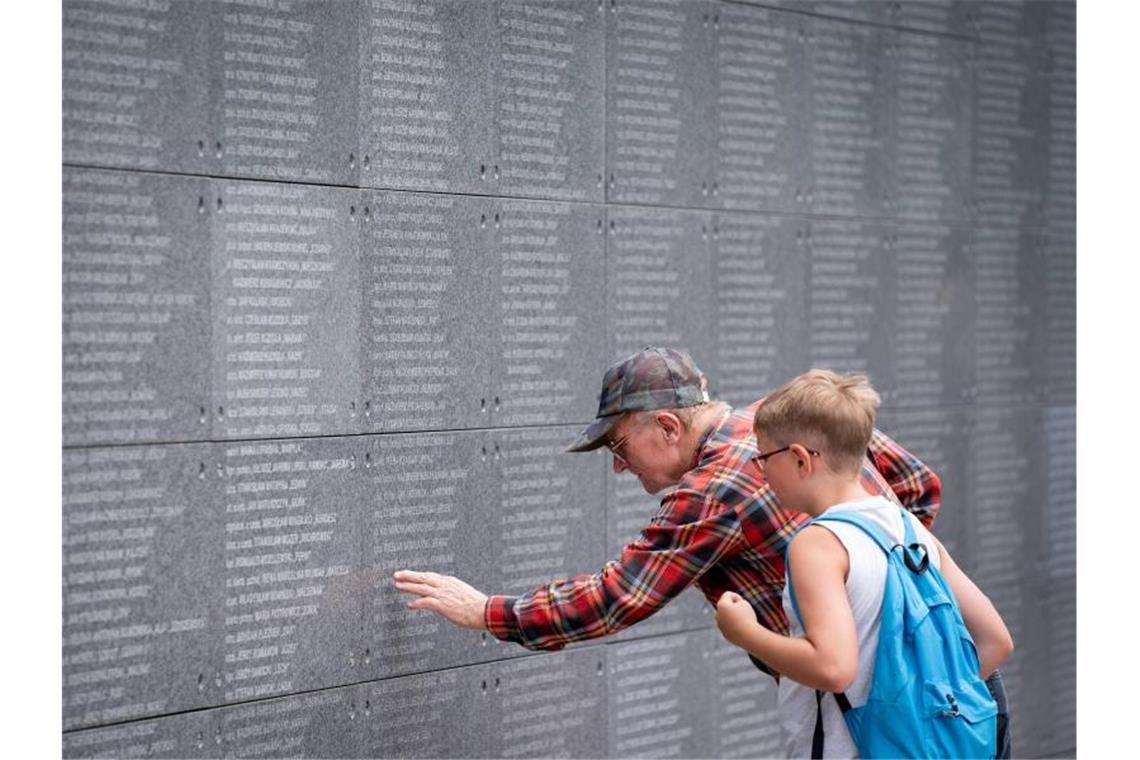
[392,345,936,653]
[394,346,1009,755]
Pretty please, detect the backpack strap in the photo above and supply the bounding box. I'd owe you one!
[808,510,897,555]
[809,509,931,574]
[811,689,853,759]
[786,510,896,626]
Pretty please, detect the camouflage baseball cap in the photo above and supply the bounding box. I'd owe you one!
[567,346,710,452]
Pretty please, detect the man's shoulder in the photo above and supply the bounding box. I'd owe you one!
[711,399,762,442]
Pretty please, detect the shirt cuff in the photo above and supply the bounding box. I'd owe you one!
[484,594,523,644]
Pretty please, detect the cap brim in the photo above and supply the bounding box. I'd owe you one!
[566,414,621,453]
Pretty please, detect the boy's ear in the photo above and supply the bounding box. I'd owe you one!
[790,443,815,474]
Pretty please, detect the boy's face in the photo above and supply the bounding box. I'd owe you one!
[754,432,807,511]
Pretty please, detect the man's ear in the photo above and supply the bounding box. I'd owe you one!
[655,411,683,444]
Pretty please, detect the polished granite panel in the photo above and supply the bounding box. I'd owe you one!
[605,0,718,207]
[209,181,361,439]
[209,0,359,185]
[63,169,211,446]
[360,191,494,432]
[713,212,809,407]
[63,444,219,730]
[63,0,211,173]
[494,0,606,202]
[490,199,606,426]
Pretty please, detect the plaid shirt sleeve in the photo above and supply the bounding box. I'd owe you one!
[485,484,741,650]
[864,427,942,528]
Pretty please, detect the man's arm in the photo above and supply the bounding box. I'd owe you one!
[715,526,857,693]
[396,487,742,651]
[864,427,942,528]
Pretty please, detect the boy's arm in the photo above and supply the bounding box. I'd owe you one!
[932,536,1014,678]
[715,526,858,693]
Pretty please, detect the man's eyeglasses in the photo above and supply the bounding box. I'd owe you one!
[752,445,820,470]
[606,415,654,465]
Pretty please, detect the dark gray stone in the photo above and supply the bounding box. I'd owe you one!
[808,219,896,399]
[209,181,361,440]
[208,0,359,185]
[807,1,887,26]
[964,0,1047,45]
[361,431,501,677]
[1040,405,1076,577]
[972,227,1045,406]
[1042,236,1075,404]
[1043,4,1076,241]
[1007,570,1047,759]
[876,406,973,571]
[63,0,211,173]
[490,199,606,426]
[891,224,975,408]
[606,469,712,642]
[713,213,810,408]
[605,630,714,757]
[972,41,1048,230]
[490,426,607,598]
[706,629,781,758]
[360,191,494,432]
[606,206,716,387]
[887,0,974,37]
[362,663,493,758]
[212,686,360,759]
[215,437,360,703]
[605,0,718,207]
[715,4,807,214]
[494,0,606,202]
[725,0,804,11]
[359,0,496,194]
[893,32,973,223]
[488,648,608,759]
[966,404,1043,617]
[63,709,214,759]
[1039,573,1076,754]
[63,169,212,447]
[63,444,220,730]
[975,565,1043,759]
[806,17,892,219]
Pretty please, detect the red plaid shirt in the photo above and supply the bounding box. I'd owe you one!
[485,402,940,665]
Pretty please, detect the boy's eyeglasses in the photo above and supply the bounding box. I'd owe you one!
[752,445,820,470]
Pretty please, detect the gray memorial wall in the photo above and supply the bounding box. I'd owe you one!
[62,0,1075,757]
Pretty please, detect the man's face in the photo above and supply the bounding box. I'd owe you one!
[606,412,684,495]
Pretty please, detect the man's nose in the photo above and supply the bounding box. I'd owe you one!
[611,455,627,474]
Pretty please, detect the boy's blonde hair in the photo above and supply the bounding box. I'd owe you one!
[753,369,881,476]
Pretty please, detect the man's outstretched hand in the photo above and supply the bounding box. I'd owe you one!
[392,570,489,631]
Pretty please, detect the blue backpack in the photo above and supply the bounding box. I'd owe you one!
[786,508,997,759]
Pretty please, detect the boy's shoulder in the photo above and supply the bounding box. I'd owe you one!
[787,521,849,563]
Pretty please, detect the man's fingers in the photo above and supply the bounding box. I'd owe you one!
[407,596,447,617]
[393,569,437,585]
[392,580,438,598]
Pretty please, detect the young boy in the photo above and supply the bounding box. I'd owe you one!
[714,369,1014,758]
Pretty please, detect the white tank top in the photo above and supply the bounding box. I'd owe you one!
[777,495,942,759]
